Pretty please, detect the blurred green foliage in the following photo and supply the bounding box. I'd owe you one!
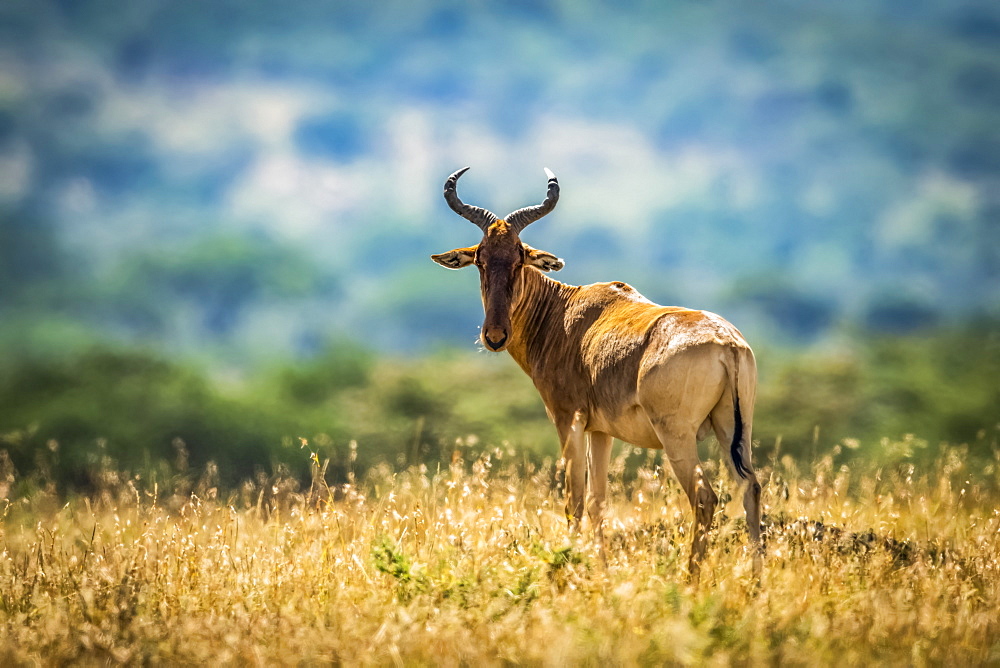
[1,326,996,493]
[755,326,1000,457]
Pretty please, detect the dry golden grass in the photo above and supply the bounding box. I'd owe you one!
[2,443,999,666]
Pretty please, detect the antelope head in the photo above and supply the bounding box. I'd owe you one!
[431,167,564,352]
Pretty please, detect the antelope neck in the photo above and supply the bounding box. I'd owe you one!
[507,268,578,375]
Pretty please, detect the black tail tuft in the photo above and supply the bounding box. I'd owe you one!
[731,392,751,480]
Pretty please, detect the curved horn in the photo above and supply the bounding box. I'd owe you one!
[505,168,559,233]
[444,167,498,232]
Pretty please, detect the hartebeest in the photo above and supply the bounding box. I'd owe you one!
[431,167,762,576]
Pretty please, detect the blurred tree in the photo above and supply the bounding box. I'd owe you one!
[863,291,939,334]
[0,349,296,487]
[949,133,1000,179]
[730,275,835,341]
[0,206,71,307]
[949,7,1000,46]
[111,234,337,337]
[953,63,1000,109]
[278,341,374,405]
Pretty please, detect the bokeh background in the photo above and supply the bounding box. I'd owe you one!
[1,0,998,489]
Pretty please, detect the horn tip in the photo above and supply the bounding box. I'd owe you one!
[445,167,471,191]
[543,167,555,180]
[447,166,471,182]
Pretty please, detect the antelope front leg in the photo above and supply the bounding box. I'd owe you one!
[559,410,588,530]
[587,431,613,544]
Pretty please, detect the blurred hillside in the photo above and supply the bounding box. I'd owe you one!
[1,329,997,492]
[1,0,998,360]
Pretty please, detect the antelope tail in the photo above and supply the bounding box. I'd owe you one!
[730,350,753,480]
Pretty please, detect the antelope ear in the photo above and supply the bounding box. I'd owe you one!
[431,246,477,269]
[524,245,564,272]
